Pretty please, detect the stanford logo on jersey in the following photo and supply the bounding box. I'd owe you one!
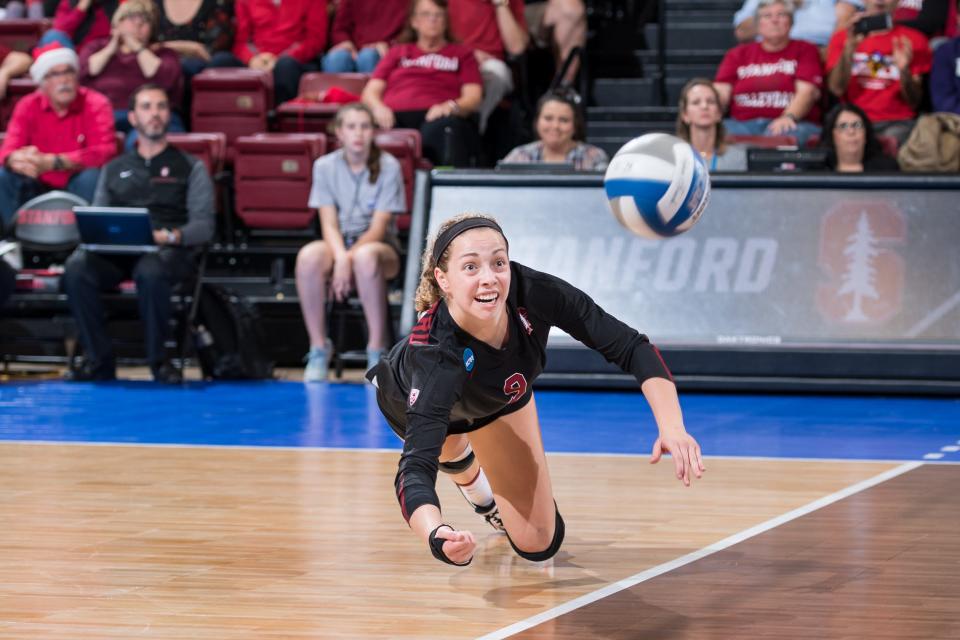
[517,307,533,335]
[408,388,420,406]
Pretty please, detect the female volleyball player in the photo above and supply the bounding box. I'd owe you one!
[367,213,705,566]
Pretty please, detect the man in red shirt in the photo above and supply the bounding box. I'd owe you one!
[0,43,116,234]
[827,0,931,144]
[449,0,529,132]
[210,0,328,105]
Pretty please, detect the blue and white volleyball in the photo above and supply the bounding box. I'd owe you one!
[603,133,711,240]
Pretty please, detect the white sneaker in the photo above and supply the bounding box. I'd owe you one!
[303,345,330,382]
[477,502,506,532]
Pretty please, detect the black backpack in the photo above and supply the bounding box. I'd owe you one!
[192,284,274,380]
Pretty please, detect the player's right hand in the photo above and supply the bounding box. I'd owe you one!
[436,527,476,564]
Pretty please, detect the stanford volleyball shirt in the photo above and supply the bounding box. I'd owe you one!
[715,40,823,122]
[372,43,481,112]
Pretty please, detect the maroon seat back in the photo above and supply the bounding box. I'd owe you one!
[0,79,38,129]
[275,72,370,133]
[0,19,48,52]
[166,132,228,176]
[374,129,425,233]
[233,133,327,230]
[191,69,274,159]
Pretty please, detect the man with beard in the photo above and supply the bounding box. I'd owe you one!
[62,84,215,383]
[0,42,116,235]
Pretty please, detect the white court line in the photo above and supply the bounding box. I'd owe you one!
[475,460,924,640]
[3,440,960,464]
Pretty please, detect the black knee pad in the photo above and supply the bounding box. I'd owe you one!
[438,449,475,474]
[508,505,565,562]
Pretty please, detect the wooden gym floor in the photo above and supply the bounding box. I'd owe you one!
[0,380,957,639]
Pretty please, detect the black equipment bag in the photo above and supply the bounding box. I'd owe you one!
[192,284,274,380]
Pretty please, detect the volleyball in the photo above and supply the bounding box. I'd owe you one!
[603,133,711,239]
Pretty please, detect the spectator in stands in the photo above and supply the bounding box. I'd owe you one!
[209,0,326,105]
[448,0,529,132]
[79,0,185,137]
[3,0,45,19]
[734,0,862,48]
[931,32,960,113]
[715,0,824,147]
[62,84,215,383]
[0,43,115,232]
[501,90,607,169]
[826,0,931,145]
[296,103,405,382]
[323,0,408,73]
[154,0,236,81]
[363,0,483,167]
[0,43,32,99]
[524,0,586,84]
[819,102,900,170]
[41,0,120,50]
[894,0,956,40]
[677,78,748,171]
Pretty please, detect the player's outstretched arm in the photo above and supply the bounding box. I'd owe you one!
[641,377,705,486]
[409,504,476,566]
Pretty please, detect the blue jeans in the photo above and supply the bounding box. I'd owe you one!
[322,47,382,73]
[0,167,100,234]
[724,117,821,147]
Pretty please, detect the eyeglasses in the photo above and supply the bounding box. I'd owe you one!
[414,10,445,19]
[758,11,791,19]
[835,121,865,131]
[43,68,77,81]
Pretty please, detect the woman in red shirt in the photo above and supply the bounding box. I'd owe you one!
[362,0,482,167]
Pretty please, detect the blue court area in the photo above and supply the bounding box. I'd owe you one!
[0,380,958,461]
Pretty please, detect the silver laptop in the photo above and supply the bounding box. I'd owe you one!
[74,206,158,253]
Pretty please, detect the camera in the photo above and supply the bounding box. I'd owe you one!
[853,13,893,35]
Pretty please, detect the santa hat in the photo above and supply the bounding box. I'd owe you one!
[30,42,79,83]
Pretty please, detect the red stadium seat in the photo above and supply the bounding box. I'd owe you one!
[167,132,229,238]
[233,133,327,230]
[275,72,370,133]
[190,69,274,161]
[373,129,429,233]
[0,19,49,52]
[0,78,38,129]
[166,132,227,176]
[726,134,798,148]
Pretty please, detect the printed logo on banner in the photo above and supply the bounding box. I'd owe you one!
[815,201,905,324]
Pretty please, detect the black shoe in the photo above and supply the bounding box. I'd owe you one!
[151,361,183,385]
[65,360,116,382]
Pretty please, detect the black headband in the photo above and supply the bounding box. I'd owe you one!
[431,217,508,265]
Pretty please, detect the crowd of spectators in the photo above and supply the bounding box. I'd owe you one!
[711,0,960,171]
[0,0,959,381]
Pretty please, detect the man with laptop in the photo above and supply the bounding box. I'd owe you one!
[62,84,215,383]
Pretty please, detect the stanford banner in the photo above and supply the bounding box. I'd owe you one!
[424,177,959,348]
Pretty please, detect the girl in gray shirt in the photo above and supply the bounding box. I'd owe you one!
[296,103,407,382]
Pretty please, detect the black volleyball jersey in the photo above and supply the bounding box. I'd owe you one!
[370,261,672,523]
